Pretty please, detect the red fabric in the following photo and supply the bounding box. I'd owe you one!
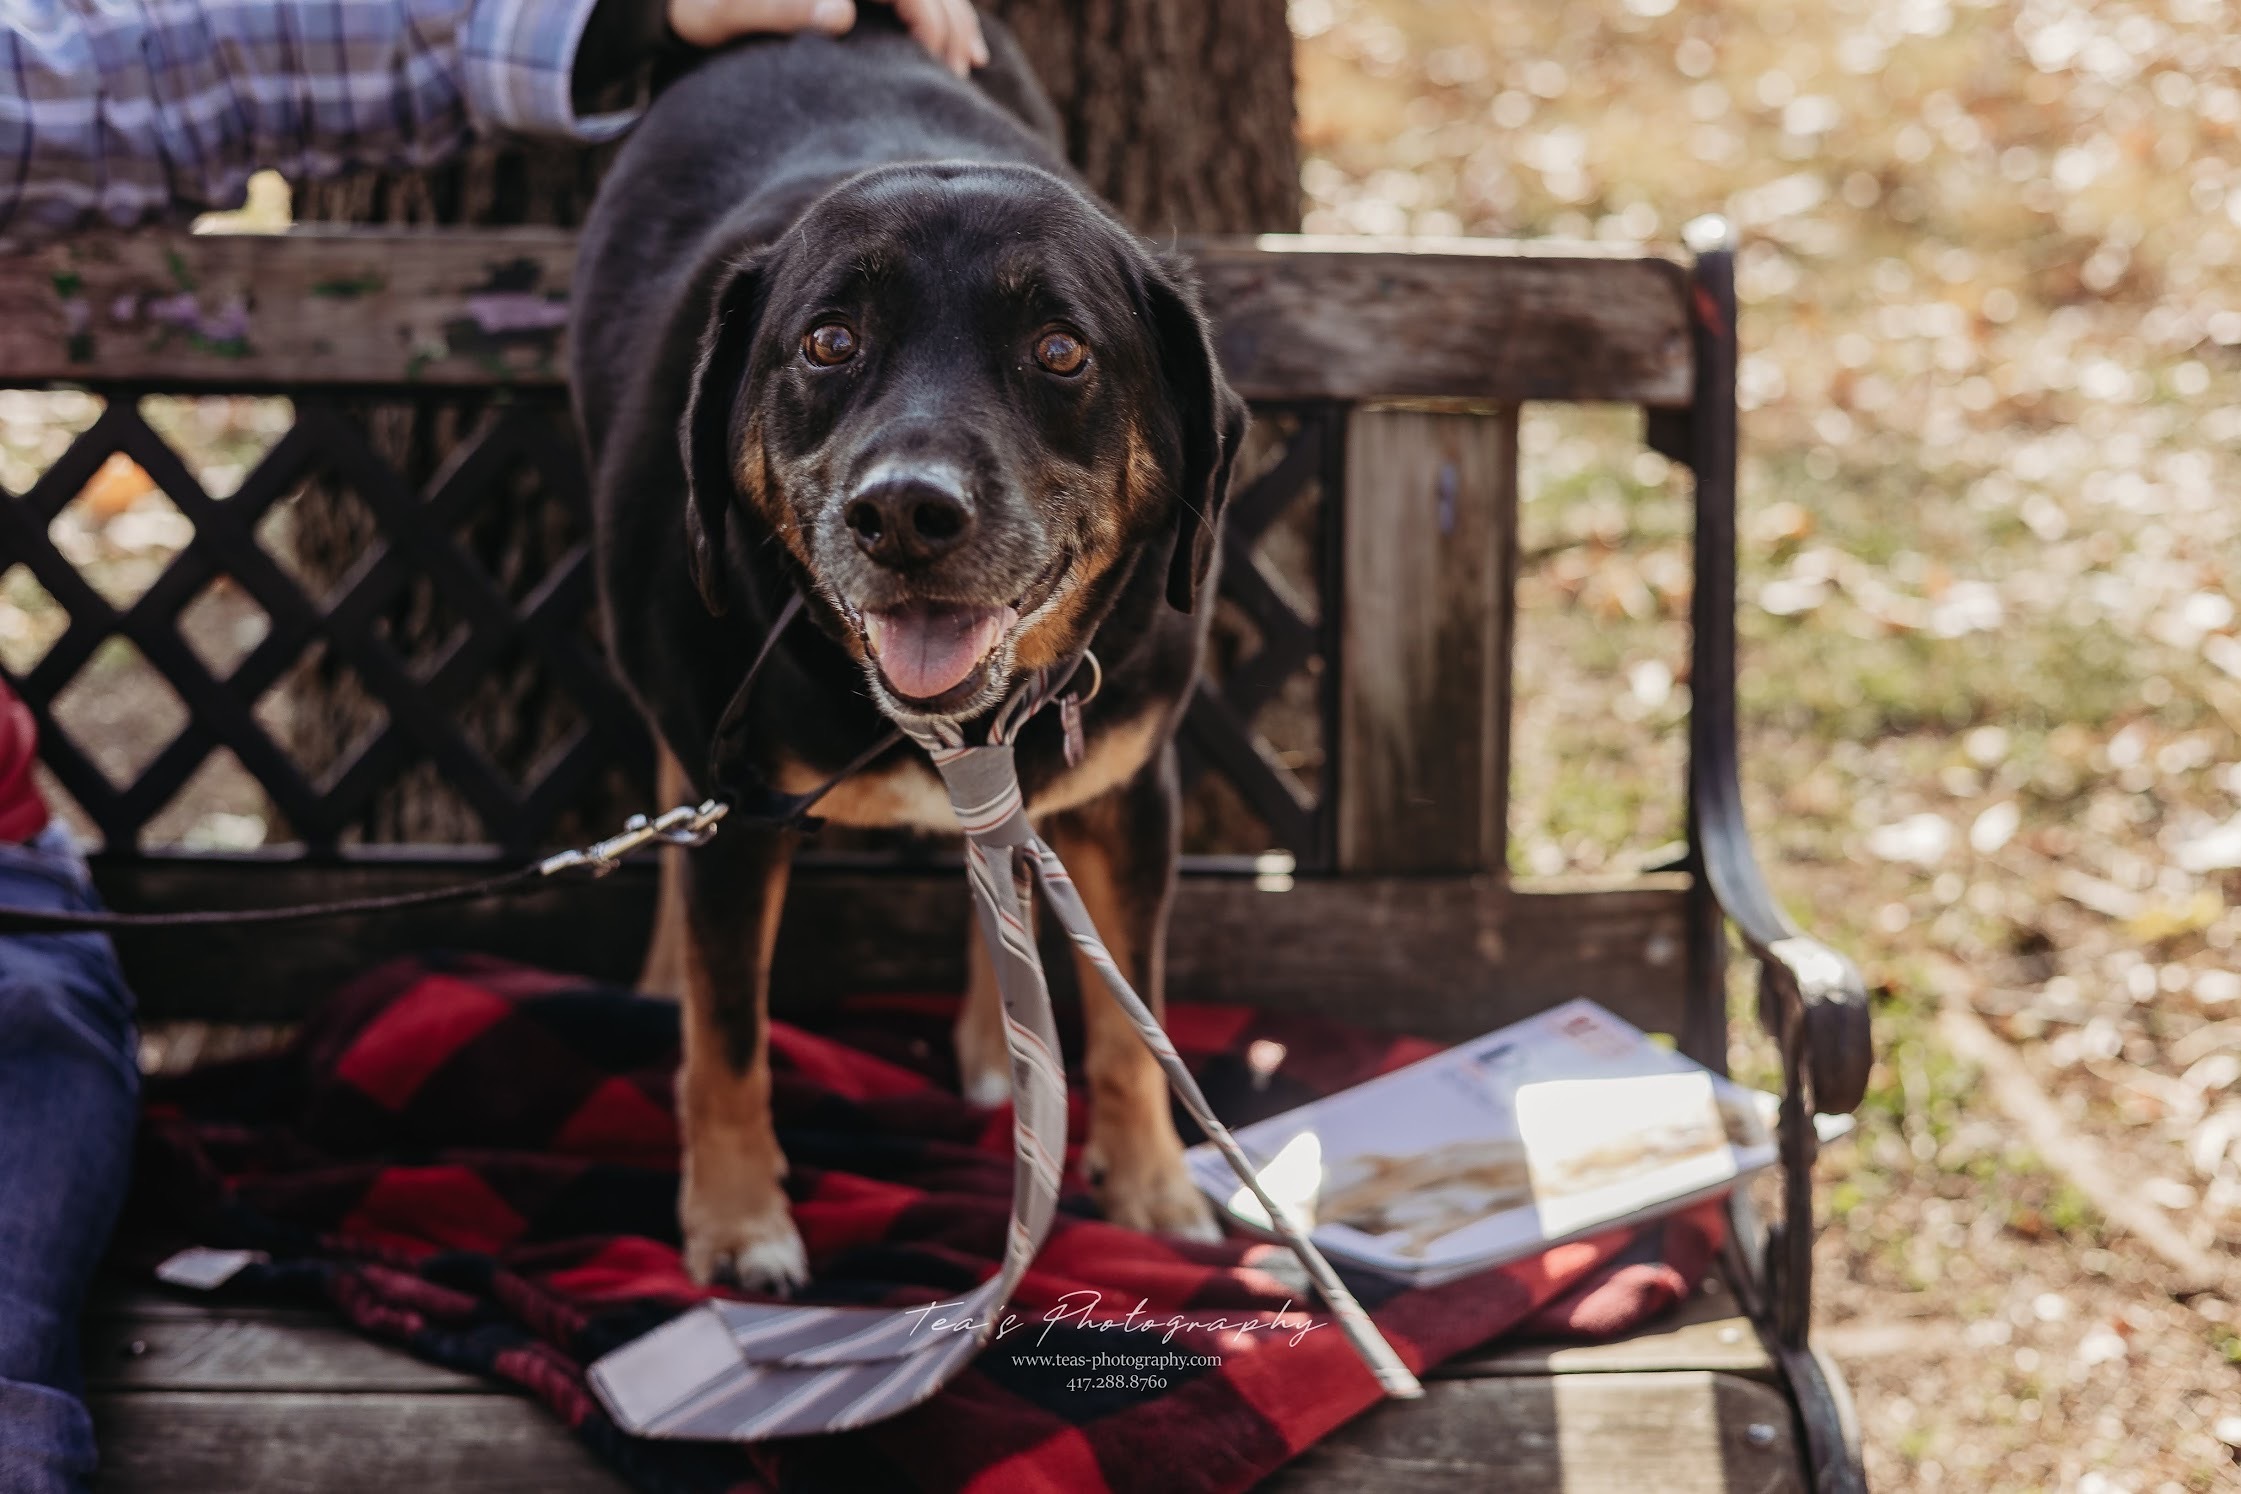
[132,954,1726,1494]
[0,679,49,844]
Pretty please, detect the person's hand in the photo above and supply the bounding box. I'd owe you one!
[666,0,988,77]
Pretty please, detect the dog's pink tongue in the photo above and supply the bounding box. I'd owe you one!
[863,603,1014,701]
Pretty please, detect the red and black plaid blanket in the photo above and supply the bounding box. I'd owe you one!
[129,953,1724,1493]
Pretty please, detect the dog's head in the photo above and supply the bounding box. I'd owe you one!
[680,163,1246,724]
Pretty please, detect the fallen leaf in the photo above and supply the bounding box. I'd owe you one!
[2175,813,2241,872]
[1971,800,2020,855]
[79,452,155,519]
[2122,889,2224,943]
[1868,812,1953,866]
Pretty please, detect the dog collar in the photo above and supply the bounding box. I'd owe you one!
[700,590,1104,831]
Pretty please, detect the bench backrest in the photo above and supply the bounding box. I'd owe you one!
[0,227,1732,1050]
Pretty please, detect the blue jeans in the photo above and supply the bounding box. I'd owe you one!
[0,825,136,1494]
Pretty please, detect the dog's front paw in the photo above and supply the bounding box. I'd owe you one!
[1086,1139,1223,1243]
[681,1192,810,1294]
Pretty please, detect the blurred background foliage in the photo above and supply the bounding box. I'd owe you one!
[1294,2,2241,1487]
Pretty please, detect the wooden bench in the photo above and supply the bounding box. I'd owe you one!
[0,222,1870,1491]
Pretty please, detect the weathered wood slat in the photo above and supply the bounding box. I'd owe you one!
[852,870,1696,1042]
[86,1293,1771,1393]
[0,229,580,391]
[1267,1371,1803,1493]
[1440,1284,1774,1382]
[1193,237,1692,406]
[84,1287,325,1323]
[91,862,1691,1041]
[89,1391,627,1493]
[1336,405,1515,873]
[89,1376,1798,1493]
[0,229,1691,403]
[85,1285,1769,1395]
[84,1303,483,1395]
[84,1289,1794,1493]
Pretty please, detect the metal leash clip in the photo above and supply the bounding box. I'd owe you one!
[537,799,730,879]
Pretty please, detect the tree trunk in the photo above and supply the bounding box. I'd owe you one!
[987,0,1298,235]
[282,5,1298,847]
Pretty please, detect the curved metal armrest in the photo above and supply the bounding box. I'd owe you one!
[1678,219,1873,1119]
[1696,769,1874,1116]
[1672,225,1872,1481]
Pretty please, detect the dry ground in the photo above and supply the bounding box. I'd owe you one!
[1298,1,2241,1488]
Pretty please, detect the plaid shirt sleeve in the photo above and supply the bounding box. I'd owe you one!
[461,0,638,142]
[0,0,637,247]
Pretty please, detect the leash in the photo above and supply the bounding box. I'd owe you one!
[0,593,1092,936]
[0,593,856,936]
[0,799,734,934]
[589,656,1422,1442]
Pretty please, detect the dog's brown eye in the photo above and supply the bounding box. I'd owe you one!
[803,322,857,366]
[1034,329,1087,376]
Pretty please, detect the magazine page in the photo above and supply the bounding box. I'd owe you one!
[1186,999,1779,1280]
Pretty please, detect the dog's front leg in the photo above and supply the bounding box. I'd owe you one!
[676,819,807,1292]
[1045,749,1219,1241]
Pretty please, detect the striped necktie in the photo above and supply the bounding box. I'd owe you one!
[589,686,1421,1441]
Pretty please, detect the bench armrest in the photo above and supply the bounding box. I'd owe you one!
[1672,220,1872,1118]
[1695,758,1873,1117]
[1651,223,1875,1487]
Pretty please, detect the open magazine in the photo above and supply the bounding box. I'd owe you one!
[1186,998,1839,1286]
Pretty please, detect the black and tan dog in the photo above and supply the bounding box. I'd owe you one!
[572,12,1244,1290]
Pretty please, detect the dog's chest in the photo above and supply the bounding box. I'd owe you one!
[772,708,1164,831]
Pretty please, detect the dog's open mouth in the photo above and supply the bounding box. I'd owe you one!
[857,552,1071,711]
[862,601,1017,703]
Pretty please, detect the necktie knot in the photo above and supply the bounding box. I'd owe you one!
[911,739,1035,848]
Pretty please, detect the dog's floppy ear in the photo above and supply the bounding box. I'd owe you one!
[1144,253,1249,614]
[678,252,768,616]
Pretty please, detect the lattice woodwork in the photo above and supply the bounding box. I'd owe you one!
[1179,403,1343,866]
[2,395,1342,866]
[0,394,644,860]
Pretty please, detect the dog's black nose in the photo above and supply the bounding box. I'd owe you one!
[843,477,973,568]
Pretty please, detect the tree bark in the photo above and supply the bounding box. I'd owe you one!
[986,0,1298,235]
[282,5,1298,847]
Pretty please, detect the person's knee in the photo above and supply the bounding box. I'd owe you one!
[0,968,137,1096]
[0,1375,99,1494]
